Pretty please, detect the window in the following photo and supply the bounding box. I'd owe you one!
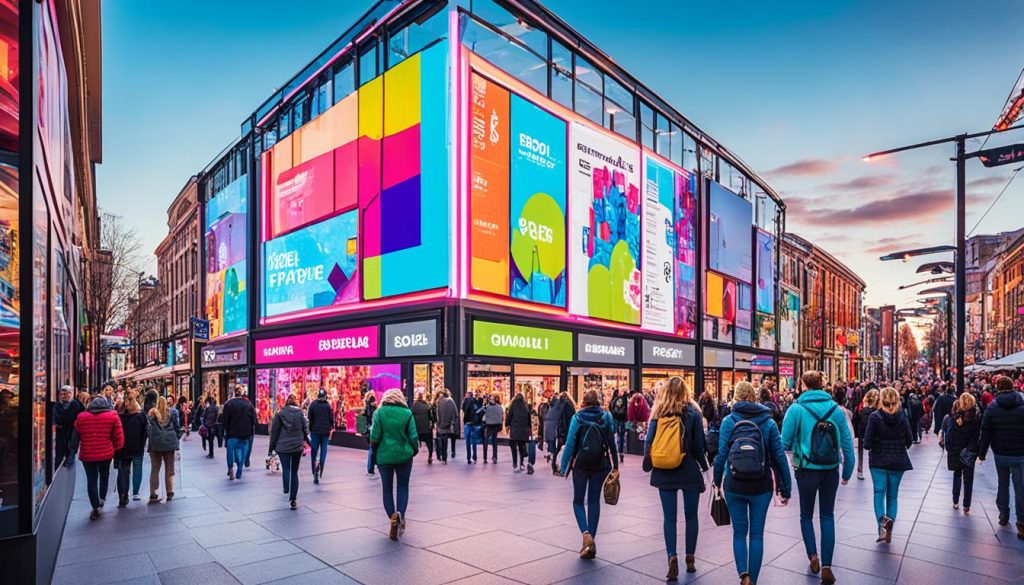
[359,39,379,86]
[605,75,635,141]
[639,100,655,151]
[334,58,356,103]
[670,122,684,169]
[574,80,603,125]
[279,105,292,137]
[388,3,447,69]
[315,76,331,116]
[470,0,547,56]
[655,112,671,159]
[550,41,572,108]
[682,131,697,172]
[463,18,546,94]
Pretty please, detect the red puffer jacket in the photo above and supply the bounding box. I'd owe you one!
[75,406,125,463]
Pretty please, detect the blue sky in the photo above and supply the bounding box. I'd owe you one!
[99,0,1024,316]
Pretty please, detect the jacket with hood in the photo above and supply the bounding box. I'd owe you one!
[116,411,148,460]
[979,392,1024,459]
[863,409,914,471]
[436,396,459,435]
[932,393,956,433]
[627,393,651,425]
[269,405,309,454]
[411,400,435,435]
[559,399,576,439]
[542,398,563,443]
[370,403,418,465]
[713,401,792,497]
[781,389,856,480]
[560,406,618,475]
[646,404,710,492]
[203,404,220,428]
[74,397,125,463]
[505,398,532,442]
[222,397,256,440]
[307,398,334,435]
[483,402,504,426]
[945,406,981,470]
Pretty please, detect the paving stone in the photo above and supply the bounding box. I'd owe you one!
[228,551,330,585]
[339,547,480,585]
[158,561,241,585]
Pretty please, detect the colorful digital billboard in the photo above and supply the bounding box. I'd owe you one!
[642,156,676,334]
[780,289,800,354]
[260,41,449,321]
[469,73,511,295]
[675,168,698,338]
[205,175,248,338]
[707,181,752,284]
[756,229,776,315]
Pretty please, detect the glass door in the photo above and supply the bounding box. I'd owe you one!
[642,368,695,398]
[568,367,629,409]
[413,361,446,402]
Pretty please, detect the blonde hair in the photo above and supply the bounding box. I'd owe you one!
[126,399,141,414]
[954,392,976,414]
[733,381,757,403]
[879,387,900,415]
[650,376,698,420]
[862,389,880,409]
[149,396,169,426]
[381,389,407,407]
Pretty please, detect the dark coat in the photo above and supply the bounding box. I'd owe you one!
[644,405,709,492]
[542,399,562,443]
[411,400,434,435]
[461,396,482,426]
[505,398,532,442]
[222,397,256,439]
[863,410,914,471]
[945,406,981,471]
[932,394,956,434]
[116,411,148,460]
[979,392,1024,459]
[203,404,220,428]
[307,399,335,435]
[54,399,84,438]
[854,406,876,440]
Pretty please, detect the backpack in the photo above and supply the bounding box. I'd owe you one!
[610,396,628,418]
[149,416,178,452]
[908,395,922,415]
[727,418,768,480]
[574,418,610,471]
[650,416,686,469]
[799,403,840,467]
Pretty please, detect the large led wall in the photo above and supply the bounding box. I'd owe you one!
[261,41,449,321]
[205,175,248,338]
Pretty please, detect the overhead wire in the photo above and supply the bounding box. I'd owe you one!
[967,165,1023,237]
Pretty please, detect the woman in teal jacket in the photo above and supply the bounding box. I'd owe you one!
[780,372,856,585]
[370,389,419,541]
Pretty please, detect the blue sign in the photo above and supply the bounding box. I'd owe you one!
[190,316,210,341]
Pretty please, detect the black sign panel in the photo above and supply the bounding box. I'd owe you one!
[190,317,210,341]
[977,143,1024,167]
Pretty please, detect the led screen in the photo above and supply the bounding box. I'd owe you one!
[469,73,511,294]
[755,229,776,315]
[707,181,752,283]
[205,175,248,338]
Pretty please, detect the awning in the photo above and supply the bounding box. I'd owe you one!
[124,364,163,380]
[965,364,997,373]
[137,365,173,381]
[985,350,1024,369]
[171,363,190,374]
[111,368,137,381]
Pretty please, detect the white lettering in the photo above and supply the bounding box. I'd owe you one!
[262,345,295,357]
[393,334,430,349]
[652,346,684,360]
[584,343,626,357]
[490,333,547,351]
[317,335,371,353]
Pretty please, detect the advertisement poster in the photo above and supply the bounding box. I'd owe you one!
[737,281,752,330]
[641,156,675,333]
[569,122,642,324]
[757,313,777,350]
[756,229,776,315]
[704,271,735,344]
[469,73,511,295]
[205,175,248,338]
[780,290,800,354]
[509,94,566,306]
[263,210,358,317]
[675,168,697,338]
[274,151,335,238]
[707,181,752,284]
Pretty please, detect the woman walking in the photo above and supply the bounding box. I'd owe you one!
[411,392,435,464]
[148,396,182,502]
[543,394,564,473]
[74,396,124,520]
[713,381,791,585]
[506,393,532,474]
[483,394,503,464]
[644,377,708,580]
[559,389,618,560]
[863,387,914,543]
[116,397,148,506]
[269,394,309,510]
[942,392,981,515]
[364,391,378,477]
[853,389,880,481]
[370,389,419,540]
[201,395,219,459]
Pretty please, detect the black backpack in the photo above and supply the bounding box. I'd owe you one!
[727,418,768,480]
[574,418,610,471]
[610,396,628,418]
[800,403,840,467]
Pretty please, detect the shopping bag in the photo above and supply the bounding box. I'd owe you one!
[356,414,367,436]
[434,436,444,457]
[527,439,537,465]
[710,489,731,527]
[603,469,620,506]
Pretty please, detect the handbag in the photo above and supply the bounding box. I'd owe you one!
[198,424,209,439]
[710,488,731,527]
[603,469,620,505]
[959,447,978,468]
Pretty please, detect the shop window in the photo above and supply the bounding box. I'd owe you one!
[568,367,628,409]
[333,58,356,104]
[388,3,447,69]
[642,369,696,399]
[413,362,445,400]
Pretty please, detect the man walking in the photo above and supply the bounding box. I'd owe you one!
[308,389,334,483]
[932,384,955,436]
[435,389,459,464]
[462,391,481,464]
[222,386,256,480]
[53,385,84,467]
[979,375,1024,538]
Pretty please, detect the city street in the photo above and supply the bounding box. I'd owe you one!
[53,434,1024,585]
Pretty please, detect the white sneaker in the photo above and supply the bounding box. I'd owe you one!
[132,494,141,501]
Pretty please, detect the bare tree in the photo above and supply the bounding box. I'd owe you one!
[85,212,145,339]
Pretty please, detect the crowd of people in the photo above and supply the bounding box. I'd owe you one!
[57,369,1024,584]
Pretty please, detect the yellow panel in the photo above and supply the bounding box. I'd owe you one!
[294,92,360,165]
[383,53,421,136]
[707,272,724,318]
[471,258,509,295]
[359,76,384,140]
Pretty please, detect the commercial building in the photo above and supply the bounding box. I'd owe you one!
[0,0,103,582]
[986,230,1024,359]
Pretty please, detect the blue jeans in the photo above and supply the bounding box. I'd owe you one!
[484,425,500,461]
[994,454,1024,523]
[659,488,701,557]
[310,433,330,474]
[378,459,413,519]
[724,491,772,582]
[795,467,839,566]
[464,424,479,462]
[612,419,627,456]
[367,444,376,474]
[572,468,610,535]
[870,468,904,524]
[82,459,111,510]
[115,456,143,499]
[130,454,143,494]
[279,451,301,501]
[226,437,250,478]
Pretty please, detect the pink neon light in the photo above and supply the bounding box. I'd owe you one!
[255,325,379,365]
[261,288,448,326]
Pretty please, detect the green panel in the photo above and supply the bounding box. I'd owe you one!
[472,321,572,361]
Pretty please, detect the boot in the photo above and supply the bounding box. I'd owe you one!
[685,555,696,574]
[883,516,894,543]
[740,573,755,585]
[666,555,679,581]
[527,464,534,475]
[809,554,821,575]
[1016,521,1024,541]
[389,512,401,541]
[821,566,836,584]
[580,531,595,559]
[876,522,886,543]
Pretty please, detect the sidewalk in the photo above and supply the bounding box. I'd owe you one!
[53,432,1024,584]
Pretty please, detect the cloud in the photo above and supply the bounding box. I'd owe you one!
[968,176,1007,188]
[766,158,839,177]
[864,236,925,254]
[826,175,896,191]
[790,189,954,226]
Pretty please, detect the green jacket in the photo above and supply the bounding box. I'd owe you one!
[370,403,418,465]
[780,390,856,481]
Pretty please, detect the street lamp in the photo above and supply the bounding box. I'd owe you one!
[898,276,954,290]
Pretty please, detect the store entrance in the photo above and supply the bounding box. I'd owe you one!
[568,367,629,409]
[642,368,696,399]
[412,361,445,401]
[513,364,560,410]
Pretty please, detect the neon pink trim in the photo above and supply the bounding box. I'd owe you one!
[255,325,379,365]
[260,289,447,326]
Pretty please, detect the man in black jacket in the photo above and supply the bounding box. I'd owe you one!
[53,386,83,467]
[932,385,956,435]
[308,390,334,483]
[222,386,256,480]
[462,391,481,464]
[979,375,1024,537]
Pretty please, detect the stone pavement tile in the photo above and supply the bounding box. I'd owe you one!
[148,542,214,573]
[57,530,197,566]
[247,505,319,524]
[258,507,383,539]
[837,530,908,552]
[399,498,481,522]
[427,530,563,573]
[909,529,1024,565]
[207,539,302,568]
[190,519,277,548]
[179,508,247,528]
[362,518,481,548]
[339,547,480,585]
[293,527,405,565]
[445,573,523,585]
[897,557,1010,585]
[229,551,330,585]
[454,508,566,536]
[263,567,360,585]
[110,575,162,585]
[620,550,722,581]
[52,552,156,585]
[158,561,241,585]
[904,542,1024,581]
[552,564,662,585]
[909,515,995,539]
[756,564,894,585]
[769,541,902,580]
[497,550,609,584]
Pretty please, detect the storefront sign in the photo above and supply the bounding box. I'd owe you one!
[201,342,248,368]
[642,339,696,366]
[384,319,438,357]
[703,347,734,368]
[577,333,634,364]
[472,320,572,361]
[735,352,774,373]
[779,359,795,377]
[255,325,379,365]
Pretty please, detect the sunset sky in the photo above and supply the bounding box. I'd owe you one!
[100,0,1024,326]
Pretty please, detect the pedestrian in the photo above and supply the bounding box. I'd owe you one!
[780,371,855,585]
[370,389,418,541]
[904,388,923,443]
[713,381,791,585]
[53,386,83,468]
[506,392,532,473]
[538,395,551,453]
[143,388,159,415]
[853,388,879,481]
[411,391,435,465]
[932,385,955,436]
[942,392,981,515]
[758,386,782,429]
[482,394,503,464]
[544,393,564,473]
[435,389,459,464]
[978,375,1024,538]
[863,387,913,544]
[222,386,256,481]
[364,391,378,477]
[609,389,629,462]
[269,393,309,510]
[176,395,191,440]
[115,396,148,506]
[628,389,651,439]
[559,389,618,561]
[73,395,124,520]
[147,395,182,503]
[646,376,710,580]
[461,390,481,464]
[558,392,577,465]
[308,389,334,483]
[201,395,219,459]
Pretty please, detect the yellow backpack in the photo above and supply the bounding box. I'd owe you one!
[650,416,686,469]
